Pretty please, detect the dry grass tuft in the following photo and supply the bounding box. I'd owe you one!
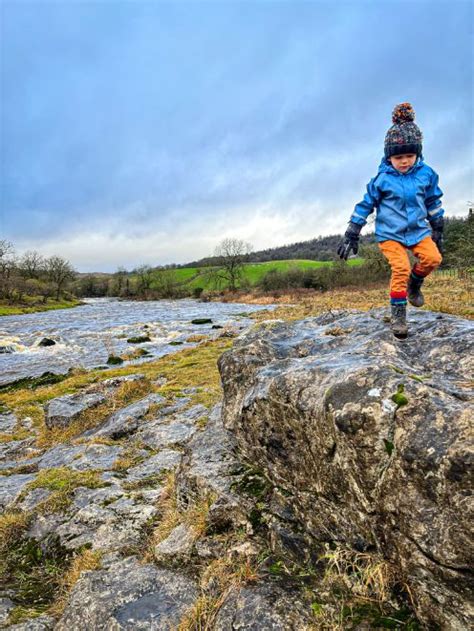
[145,472,216,561]
[320,545,395,604]
[48,548,102,618]
[177,555,259,630]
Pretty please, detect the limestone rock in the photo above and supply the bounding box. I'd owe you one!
[100,373,146,389]
[154,523,196,563]
[0,597,14,626]
[0,473,36,510]
[56,488,157,551]
[125,449,182,482]
[17,487,52,512]
[45,392,106,429]
[37,443,123,471]
[219,309,474,630]
[176,405,248,531]
[84,394,164,439]
[0,412,16,433]
[214,583,313,630]
[5,615,55,630]
[136,418,196,449]
[55,557,198,630]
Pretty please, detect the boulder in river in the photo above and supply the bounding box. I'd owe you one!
[38,338,56,347]
[0,345,16,354]
[191,318,212,325]
[219,308,474,630]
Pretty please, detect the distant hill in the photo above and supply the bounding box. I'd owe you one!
[183,232,377,267]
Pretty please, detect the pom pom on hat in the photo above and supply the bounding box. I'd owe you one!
[392,102,416,124]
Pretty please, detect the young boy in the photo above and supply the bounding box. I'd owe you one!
[337,102,444,339]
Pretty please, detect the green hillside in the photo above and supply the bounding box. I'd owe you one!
[150,258,364,291]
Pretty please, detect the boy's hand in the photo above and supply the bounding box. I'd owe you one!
[430,216,444,254]
[337,222,362,260]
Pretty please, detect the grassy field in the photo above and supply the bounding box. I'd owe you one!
[151,258,364,291]
[0,298,81,317]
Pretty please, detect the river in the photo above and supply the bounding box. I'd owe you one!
[0,298,273,385]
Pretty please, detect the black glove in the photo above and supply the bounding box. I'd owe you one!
[337,222,362,260]
[430,216,444,254]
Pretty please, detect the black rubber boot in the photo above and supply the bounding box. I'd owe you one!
[391,303,408,339]
[408,272,424,307]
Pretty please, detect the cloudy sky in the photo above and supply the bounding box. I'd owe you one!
[1,0,472,272]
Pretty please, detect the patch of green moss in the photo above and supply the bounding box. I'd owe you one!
[127,335,151,344]
[3,536,72,614]
[232,466,270,499]
[343,602,421,629]
[107,355,124,365]
[383,439,395,457]
[6,605,47,625]
[408,373,425,383]
[389,365,405,375]
[391,384,408,407]
[0,372,67,393]
[25,467,105,514]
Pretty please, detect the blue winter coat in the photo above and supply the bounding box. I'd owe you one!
[350,157,444,246]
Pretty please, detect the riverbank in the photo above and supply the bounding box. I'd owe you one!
[0,299,82,317]
[217,273,474,320]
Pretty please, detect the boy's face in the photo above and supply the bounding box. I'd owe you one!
[389,153,417,173]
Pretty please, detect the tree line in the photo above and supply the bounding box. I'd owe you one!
[0,240,75,303]
[2,211,471,304]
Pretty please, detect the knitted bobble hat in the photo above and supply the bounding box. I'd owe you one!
[384,102,423,158]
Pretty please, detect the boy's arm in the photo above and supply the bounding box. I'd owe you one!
[425,170,445,253]
[349,177,381,227]
[337,177,381,260]
[425,170,444,222]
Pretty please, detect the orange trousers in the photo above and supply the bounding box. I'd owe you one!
[378,236,442,295]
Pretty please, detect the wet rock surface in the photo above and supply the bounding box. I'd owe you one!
[219,308,474,630]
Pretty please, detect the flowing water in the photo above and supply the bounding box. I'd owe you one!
[0,298,273,385]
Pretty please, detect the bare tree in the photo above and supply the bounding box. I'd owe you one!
[0,240,17,299]
[211,238,253,291]
[45,256,76,300]
[18,250,45,279]
[111,266,128,296]
[135,264,154,297]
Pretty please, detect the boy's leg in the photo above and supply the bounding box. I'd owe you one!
[378,240,410,338]
[410,236,443,276]
[408,236,443,307]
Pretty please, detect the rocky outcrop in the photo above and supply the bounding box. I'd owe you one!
[219,308,474,630]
